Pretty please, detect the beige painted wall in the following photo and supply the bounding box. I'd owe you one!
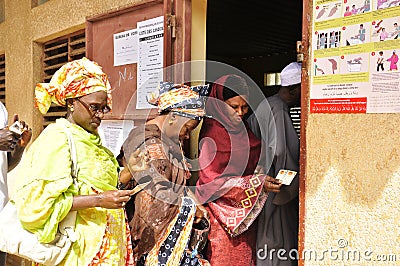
[303,114,400,265]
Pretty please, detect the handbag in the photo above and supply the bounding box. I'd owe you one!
[0,124,79,265]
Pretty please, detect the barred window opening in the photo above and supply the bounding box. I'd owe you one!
[41,30,85,128]
[0,54,5,106]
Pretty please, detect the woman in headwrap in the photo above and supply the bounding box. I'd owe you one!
[12,57,135,265]
[195,75,281,265]
[118,82,210,265]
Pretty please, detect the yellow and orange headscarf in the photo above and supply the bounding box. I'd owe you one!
[35,57,112,114]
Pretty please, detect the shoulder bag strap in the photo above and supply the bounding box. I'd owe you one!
[59,124,78,242]
[62,124,79,187]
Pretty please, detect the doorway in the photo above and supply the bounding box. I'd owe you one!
[206,0,303,98]
[204,0,304,262]
[206,0,303,135]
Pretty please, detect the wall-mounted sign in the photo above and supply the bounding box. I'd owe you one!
[310,0,400,113]
[113,29,138,66]
[136,16,164,109]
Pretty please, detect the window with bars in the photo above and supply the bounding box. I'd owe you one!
[41,30,86,128]
[0,54,5,105]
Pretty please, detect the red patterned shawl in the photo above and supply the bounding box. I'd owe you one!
[196,75,268,236]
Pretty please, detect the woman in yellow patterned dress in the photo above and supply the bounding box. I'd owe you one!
[12,58,134,265]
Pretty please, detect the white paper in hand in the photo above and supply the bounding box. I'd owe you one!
[275,169,297,185]
[9,121,23,135]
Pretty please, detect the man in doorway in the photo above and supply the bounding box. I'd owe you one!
[0,102,32,266]
[248,62,301,266]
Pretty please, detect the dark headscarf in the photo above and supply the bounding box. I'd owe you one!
[222,75,250,101]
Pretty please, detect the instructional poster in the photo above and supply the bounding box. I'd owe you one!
[136,16,164,109]
[310,0,400,113]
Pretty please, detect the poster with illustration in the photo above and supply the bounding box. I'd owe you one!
[315,1,342,22]
[342,23,371,46]
[343,0,371,16]
[339,53,369,74]
[370,50,399,72]
[314,29,342,50]
[310,0,400,113]
[370,17,400,42]
[313,57,341,76]
[377,0,400,10]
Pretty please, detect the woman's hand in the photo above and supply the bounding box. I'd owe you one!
[72,189,134,210]
[127,148,150,172]
[194,204,209,224]
[119,149,150,189]
[0,128,18,151]
[0,115,32,151]
[263,175,282,193]
[97,190,134,209]
[17,119,32,148]
[186,189,209,224]
[119,167,133,185]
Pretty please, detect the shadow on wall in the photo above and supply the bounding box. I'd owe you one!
[306,114,400,208]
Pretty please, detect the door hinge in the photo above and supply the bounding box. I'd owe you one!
[296,40,304,62]
[166,14,176,39]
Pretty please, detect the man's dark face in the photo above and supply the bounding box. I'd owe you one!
[289,83,301,107]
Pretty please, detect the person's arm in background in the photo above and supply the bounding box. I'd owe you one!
[247,111,265,171]
[248,101,281,193]
[270,108,299,205]
[248,100,277,173]
[7,115,32,172]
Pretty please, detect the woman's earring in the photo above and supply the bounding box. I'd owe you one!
[69,106,74,112]
[168,114,176,125]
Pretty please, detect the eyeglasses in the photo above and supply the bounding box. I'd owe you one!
[75,98,111,116]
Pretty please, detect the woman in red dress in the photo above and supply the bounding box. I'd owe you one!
[196,75,281,265]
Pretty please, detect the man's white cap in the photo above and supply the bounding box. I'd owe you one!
[280,62,302,86]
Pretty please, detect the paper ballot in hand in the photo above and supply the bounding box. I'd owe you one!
[275,169,297,185]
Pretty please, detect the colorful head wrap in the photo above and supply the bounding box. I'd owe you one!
[147,81,209,120]
[35,57,112,114]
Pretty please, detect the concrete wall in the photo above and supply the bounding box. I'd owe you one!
[301,0,400,264]
[303,114,400,265]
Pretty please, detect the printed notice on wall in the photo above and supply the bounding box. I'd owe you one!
[98,120,135,156]
[136,16,164,109]
[113,29,138,66]
[310,0,400,113]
